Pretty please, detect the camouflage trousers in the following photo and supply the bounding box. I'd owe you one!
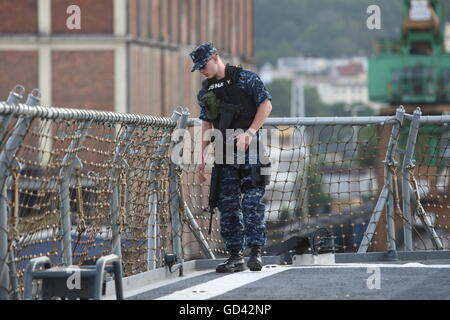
[217,163,266,252]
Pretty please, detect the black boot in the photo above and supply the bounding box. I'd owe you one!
[216,250,247,273]
[247,246,263,271]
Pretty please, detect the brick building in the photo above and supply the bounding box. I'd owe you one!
[0,0,254,117]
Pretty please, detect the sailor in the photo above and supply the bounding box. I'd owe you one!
[190,42,273,272]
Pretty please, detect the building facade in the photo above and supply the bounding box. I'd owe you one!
[259,56,382,111]
[0,0,254,117]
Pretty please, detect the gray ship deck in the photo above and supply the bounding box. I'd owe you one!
[104,251,450,300]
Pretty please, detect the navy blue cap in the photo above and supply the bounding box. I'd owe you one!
[189,42,218,72]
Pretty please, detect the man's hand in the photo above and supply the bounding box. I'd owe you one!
[234,132,253,151]
[196,163,207,183]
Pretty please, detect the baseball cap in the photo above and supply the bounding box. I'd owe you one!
[189,42,218,72]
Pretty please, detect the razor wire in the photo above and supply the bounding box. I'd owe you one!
[0,101,178,299]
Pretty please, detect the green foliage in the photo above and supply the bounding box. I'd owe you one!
[254,0,405,67]
[304,86,326,117]
[306,164,331,215]
[361,192,375,203]
[266,79,292,117]
[267,80,375,118]
[279,204,303,221]
[357,125,378,167]
[279,205,292,221]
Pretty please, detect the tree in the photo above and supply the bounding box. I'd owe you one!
[266,79,292,117]
[268,81,376,118]
[254,0,404,67]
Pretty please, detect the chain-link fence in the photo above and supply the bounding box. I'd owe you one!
[182,116,392,258]
[181,107,450,260]
[0,86,182,299]
[2,86,450,300]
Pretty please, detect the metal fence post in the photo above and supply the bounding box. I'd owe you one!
[147,193,158,270]
[385,107,404,260]
[0,85,25,143]
[169,109,189,262]
[184,206,216,259]
[59,120,92,266]
[401,107,421,251]
[109,125,136,260]
[147,107,184,270]
[0,188,8,300]
[7,159,21,300]
[0,89,40,299]
[402,108,443,251]
[358,106,404,256]
[177,116,215,259]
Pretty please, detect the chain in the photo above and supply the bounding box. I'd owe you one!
[407,165,429,249]
[388,162,403,217]
[159,170,170,255]
[75,168,86,234]
[409,167,421,212]
[409,166,428,224]
[118,171,128,232]
[387,161,432,250]
[409,165,439,225]
[6,169,21,298]
[175,165,186,224]
[72,167,86,260]
[382,159,429,251]
[10,169,20,243]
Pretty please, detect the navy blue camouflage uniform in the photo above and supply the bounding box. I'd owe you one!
[195,53,272,253]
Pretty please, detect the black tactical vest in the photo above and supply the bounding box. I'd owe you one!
[202,64,258,132]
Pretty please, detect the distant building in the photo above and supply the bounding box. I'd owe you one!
[259,62,275,84]
[309,61,371,107]
[259,56,382,111]
[277,56,330,75]
[0,0,255,117]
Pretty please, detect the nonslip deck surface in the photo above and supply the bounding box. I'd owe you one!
[125,260,450,300]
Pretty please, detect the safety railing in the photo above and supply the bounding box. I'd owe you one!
[181,106,450,260]
[1,85,449,300]
[0,86,183,299]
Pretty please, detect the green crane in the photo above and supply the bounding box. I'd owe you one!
[369,0,450,108]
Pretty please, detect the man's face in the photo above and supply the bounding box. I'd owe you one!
[198,55,218,79]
